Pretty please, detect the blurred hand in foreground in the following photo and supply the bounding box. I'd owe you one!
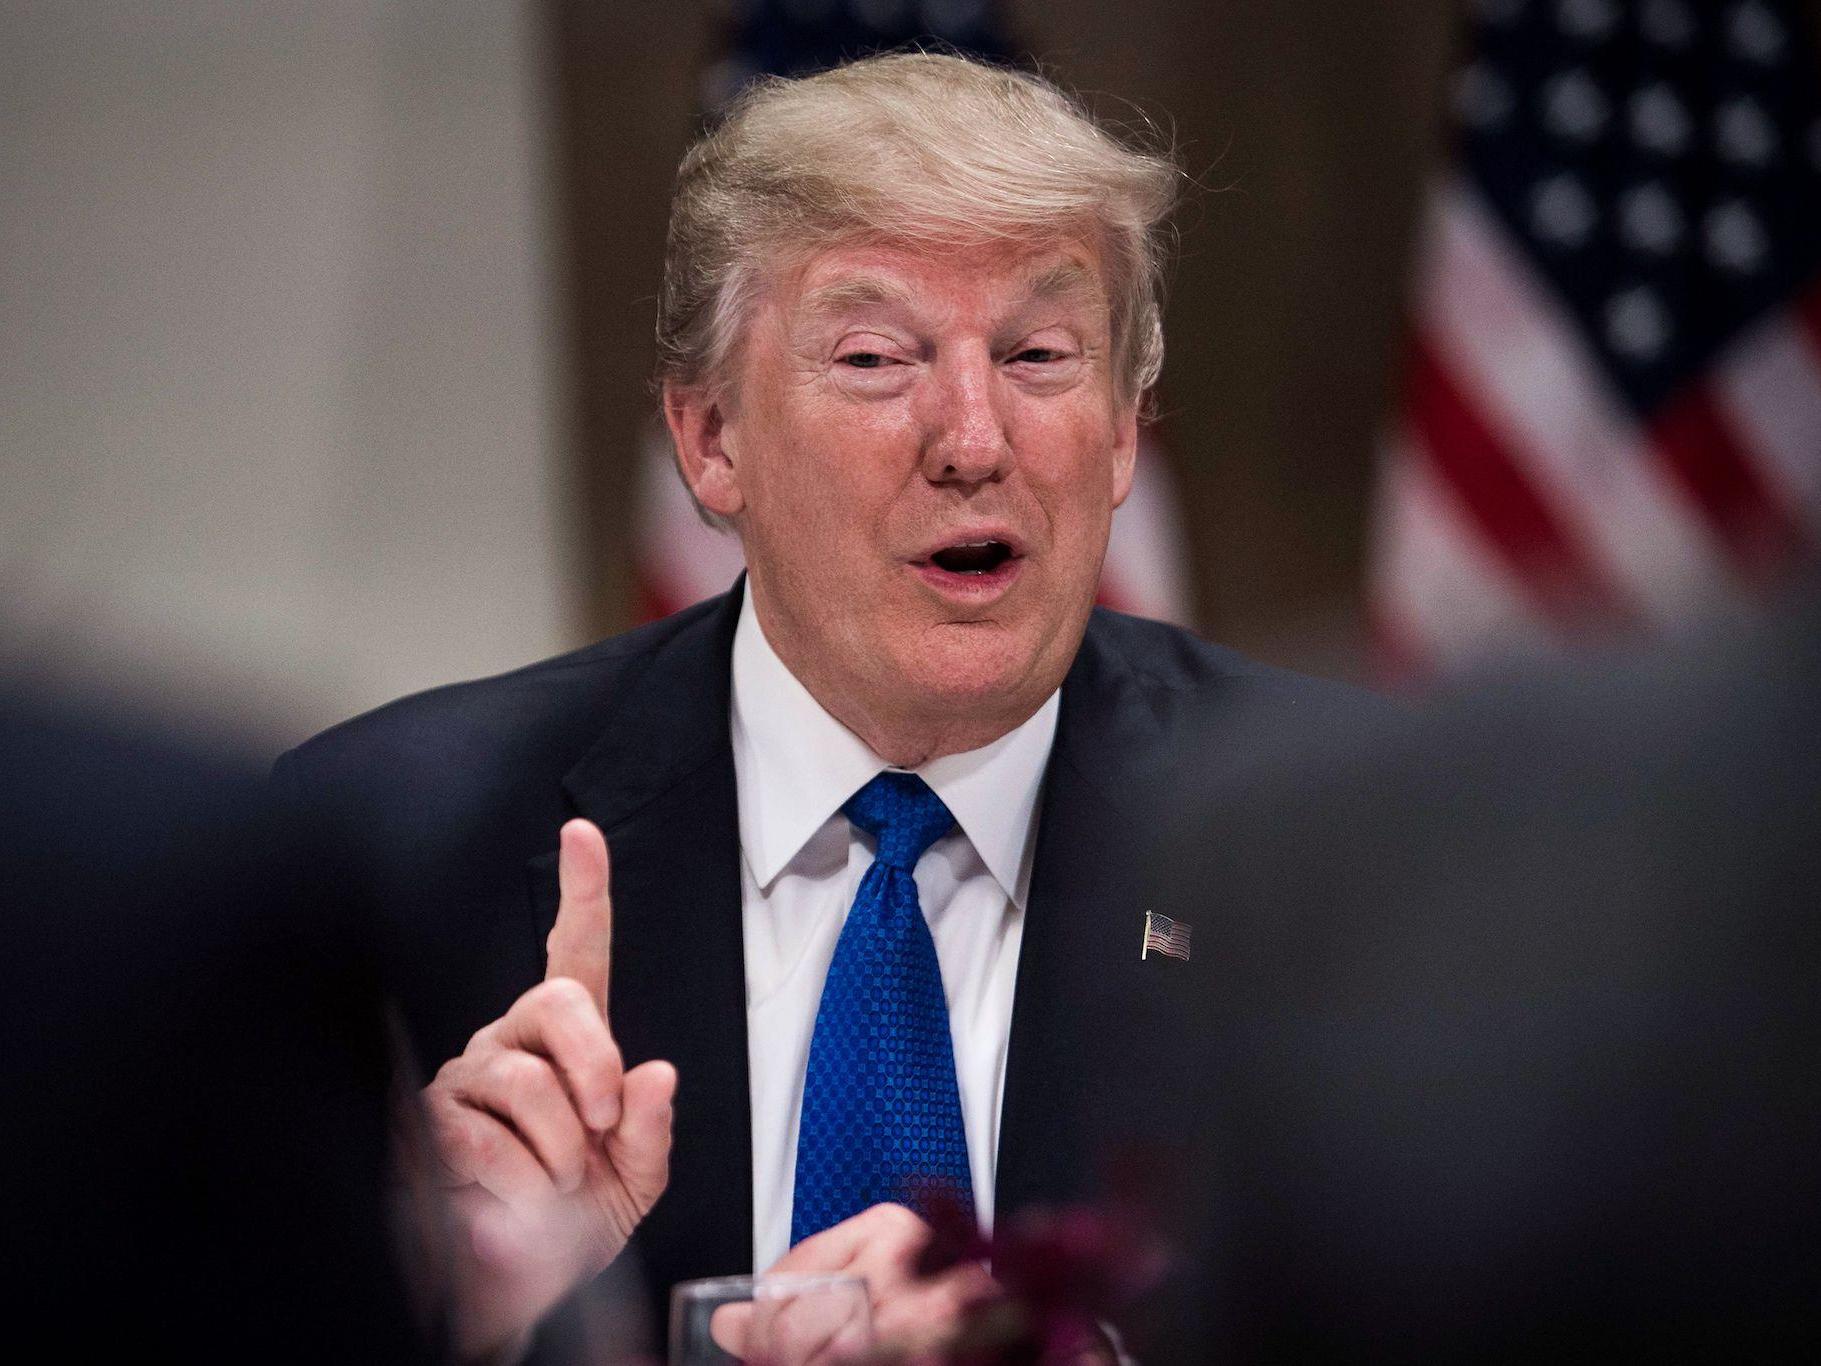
[713,1203,1002,1363]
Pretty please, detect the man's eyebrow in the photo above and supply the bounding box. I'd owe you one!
[796,276,917,319]
[1019,259,1104,307]
[792,259,1103,325]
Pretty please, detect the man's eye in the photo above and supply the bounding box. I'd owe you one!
[1011,347,1065,364]
[838,352,890,369]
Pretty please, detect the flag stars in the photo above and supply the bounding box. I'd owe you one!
[848,0,909,27]
[918,0,987,30]
[1605,286,1672,361]
[1556,0,1619,40]
[701,55,760,112]
[1433,0,1820,424]
[1456,61,1516,130]
[1726,0,1786,63]
[1531,172,1599,247]
[1476,0,1525,26]
[1640,0,1697,47]
[1618,182,1684,255]
[1629,83,1692,156]
[1715,97,1779,169]
[1704,200,1770,273]
[1543,69,1611,142]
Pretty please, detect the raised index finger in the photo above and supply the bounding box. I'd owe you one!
[544,818,613,1015]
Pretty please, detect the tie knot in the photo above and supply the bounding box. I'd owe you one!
[843,772,955,871]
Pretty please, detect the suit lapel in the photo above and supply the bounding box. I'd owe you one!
[527,588,755,1294]
[521,596,1211,1287]
[996,617,1202,1218]
[998,623,1125,1214]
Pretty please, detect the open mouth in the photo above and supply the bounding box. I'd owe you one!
[926,540,1016,575]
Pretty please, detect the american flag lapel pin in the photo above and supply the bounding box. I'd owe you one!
[1141,910,1192,962]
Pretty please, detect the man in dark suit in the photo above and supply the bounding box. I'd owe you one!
[280,52,1376,1359]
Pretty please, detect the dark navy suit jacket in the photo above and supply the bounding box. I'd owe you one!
[277,584,1378,1349]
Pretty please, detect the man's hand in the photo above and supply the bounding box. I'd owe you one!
[714,1204,1002,1363]
[422,819,676,1360]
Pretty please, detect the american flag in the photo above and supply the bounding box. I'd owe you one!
[1141,910,1192,962]
[634,0,1192,626]
[1369,0,1821,678]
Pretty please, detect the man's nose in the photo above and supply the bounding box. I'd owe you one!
[918,352,1013,487]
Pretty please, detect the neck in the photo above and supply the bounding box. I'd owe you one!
[746,584,1044,768]
[780,639,1039,767]
[825,700,1031,769]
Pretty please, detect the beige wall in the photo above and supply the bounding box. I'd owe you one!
[0,0,572,745]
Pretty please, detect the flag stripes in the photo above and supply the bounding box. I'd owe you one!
[1370,1,1821,677]
[1405,338,1634,630]
[1141,911,1192,962]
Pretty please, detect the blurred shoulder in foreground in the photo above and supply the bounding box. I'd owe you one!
[1161,588,1820,1360]
[0,682,429,1361]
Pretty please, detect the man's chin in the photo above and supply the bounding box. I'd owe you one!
[897,628,1061,716]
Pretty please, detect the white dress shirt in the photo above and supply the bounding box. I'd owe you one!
[730,584,1059,1272]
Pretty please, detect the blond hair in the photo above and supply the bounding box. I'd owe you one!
[656,51,1179,410]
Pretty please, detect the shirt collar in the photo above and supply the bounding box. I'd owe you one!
[729,582,1059,908]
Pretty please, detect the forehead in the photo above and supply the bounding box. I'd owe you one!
[774,236,1110,325]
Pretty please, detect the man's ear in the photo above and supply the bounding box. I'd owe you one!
[663,382,745,518]
[1109,403,1139,510]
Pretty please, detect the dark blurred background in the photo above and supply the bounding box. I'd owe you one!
[4,0,1817,745]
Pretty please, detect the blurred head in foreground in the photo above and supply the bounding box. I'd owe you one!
[0,683,426,1359]
[1151,588,1821,1360]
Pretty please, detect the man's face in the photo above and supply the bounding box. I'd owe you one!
[675,235,1137,755]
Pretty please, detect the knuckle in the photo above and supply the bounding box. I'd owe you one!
[424,1105,468,1165]
[445,1116,498,1172]
[535,975,592,1013]
[491,1048,556,1096]
[550,1003,617,1070]
[426,1057,466,1093]
[878,1202,924,1239]
[423,1082,466,1127]
[469,1125,504,1171]
[535,976,579,1012]
[466,1019,501,1053]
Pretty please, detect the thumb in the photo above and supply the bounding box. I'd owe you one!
[605,1058,676,1205]
[545,818,613,1013]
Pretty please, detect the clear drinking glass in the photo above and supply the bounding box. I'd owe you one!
[668,1272,871,1365]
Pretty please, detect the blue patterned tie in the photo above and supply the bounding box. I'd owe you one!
[790,772,974,1245]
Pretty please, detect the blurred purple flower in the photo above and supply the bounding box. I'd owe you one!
[914,1149,1175,1364]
